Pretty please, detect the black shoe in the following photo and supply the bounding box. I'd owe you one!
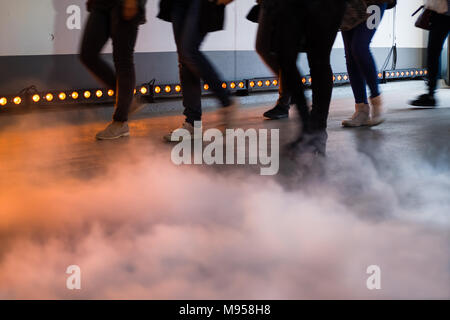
[409,94,437,107]
[263,105,289,120]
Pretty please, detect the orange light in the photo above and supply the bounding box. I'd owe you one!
[272,80,278,86]
[134,89,137,95]
[13,97,22,105]
[222,83,227,89]
[0,97,7,106]
[308,78,312,83]
[391,72,395,77]
[46,93,54,101]
[139,87,147,95]
[406,71,409,76]
[108,89,115,97]
[71,92,79,99]
[337,75,342,81]
[419,70,423,75]
[165,86,171,93]
[154,86,161,94]
[302,78,306,84]
[96,90,103,98]
[32,94,40,102]
[59,92,67,100]
[415,71,419,75]
[257,81,263,87]
[239,82,245,88]
[333,76,336,81]
[343,75,348,80]
[265,80,271,87]
[203,84,209,90]
[424,70,428,75]
[230,82,236,89]
[249,81,255,88]
[84,91,91,99]
[378,73,382,78]
[401,72,405,77]
[175,85,182,92]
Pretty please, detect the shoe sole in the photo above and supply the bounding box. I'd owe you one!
[264,114,289,120]
[342,122,370,128]
[96,132,130,140]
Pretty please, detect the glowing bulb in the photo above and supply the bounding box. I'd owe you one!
[222,83,227,89]
[239,82,245,88]
[203,84,209,90]
[249,81,255,88]
[96,90,103,98]
[230,82,236,89]
[154,86,161,94]
[13,97,22,105]
[46,93,54,101]
[140,87,147,95]
[59,92,66,100]
[32,94,40,102]
[337,75,342,81]
[272,80,278,86]
[265,80,271,86]
[0,97,7,106]
[302,78,307,84]
[257,81,263,87]
[108,90,115,97]
[71,92,79,99]
[84,91,91,99]
[165,86,171,93]
[175,85,182,92]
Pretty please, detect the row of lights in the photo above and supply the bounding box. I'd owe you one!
[0,85,151,107]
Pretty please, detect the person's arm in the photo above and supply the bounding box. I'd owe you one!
[123,0,138,20]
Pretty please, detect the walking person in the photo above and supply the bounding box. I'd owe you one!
[158,0,238,142]
[410,0,450,107]
[80,0,147,140]
[341,0,397,128]
[254,0,292,120]
[270,0,347,155]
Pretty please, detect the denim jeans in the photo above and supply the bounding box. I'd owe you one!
[427,12,450,95]
[79,6,139,122]
[255,6,291,108]
[171,0,231,124]
[342,4,387,104]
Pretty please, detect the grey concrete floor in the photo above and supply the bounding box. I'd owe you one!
[0,80,449,299]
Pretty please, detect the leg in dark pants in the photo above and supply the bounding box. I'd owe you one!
[256,6,291,108]
[171,0,231,125]
[79,7,138,123]
[427,13,450,96]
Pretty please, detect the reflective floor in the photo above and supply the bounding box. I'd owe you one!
[0,81,449,299]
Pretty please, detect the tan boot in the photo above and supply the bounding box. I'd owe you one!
[342,103,371,127]
[369,95,385,126]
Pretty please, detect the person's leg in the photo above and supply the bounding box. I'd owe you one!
[172,0,203,125]
[177,0,232,110]
[79,10,116,89]
[110,7,139,123]
[256,6,291,112]
[427,13,450,96]
[306,0,347,132]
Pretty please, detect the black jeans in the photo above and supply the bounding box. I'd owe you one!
[79,6,139,122]
[427,12,450,95]
[255,6,291,108]
[276,0,347,133]
[172,0,231,124]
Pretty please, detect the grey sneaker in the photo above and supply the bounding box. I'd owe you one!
[163,121,202,142]
[342,103,371,127]
[96,121,130,140]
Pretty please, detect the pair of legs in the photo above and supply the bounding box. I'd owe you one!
[80,6,139,124]
[411,12,450,107]
[171,0,232,126]
[341,4,387,127]
[256,5,291,119]
[277,0,347,134]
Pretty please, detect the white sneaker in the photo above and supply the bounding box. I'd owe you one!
[163,121,202,142]
[342,103,371,127]
[369,95,385,126]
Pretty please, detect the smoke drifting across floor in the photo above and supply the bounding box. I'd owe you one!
[0,104,449,300]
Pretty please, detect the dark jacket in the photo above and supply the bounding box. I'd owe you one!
[87,0,148,24]
[158,0,226,33]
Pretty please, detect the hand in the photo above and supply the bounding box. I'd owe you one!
[216,0,235,5]
[123,0,138,20]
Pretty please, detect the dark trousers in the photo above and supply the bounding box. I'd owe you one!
[79,7,138,122]
[427,12,450,95]
[255,6,291,108]
[277,0,347,133]
[172,0,231,124]
[342,4,386,104]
